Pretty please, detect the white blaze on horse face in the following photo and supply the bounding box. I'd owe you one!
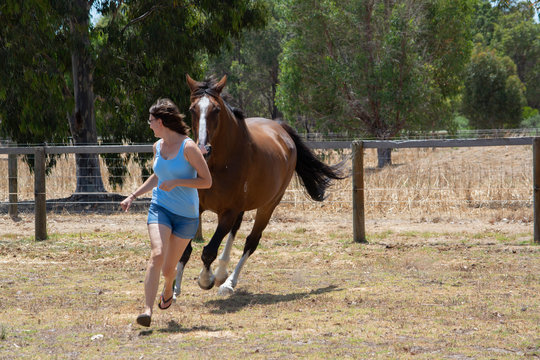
[198,96,211,146]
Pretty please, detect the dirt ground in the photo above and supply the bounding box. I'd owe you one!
[1,144,538,358]
[0,203,533,244]
[1,203,539,359]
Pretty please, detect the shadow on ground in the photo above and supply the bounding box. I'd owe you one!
[204,285,341,314]
[139,322,223,336]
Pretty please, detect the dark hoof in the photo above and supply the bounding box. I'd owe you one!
[198,277,215,290]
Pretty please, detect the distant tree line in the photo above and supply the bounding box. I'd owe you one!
[206,0,539,166]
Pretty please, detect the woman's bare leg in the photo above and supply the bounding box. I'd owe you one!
[160,233,191,305]
[142,224,172,316]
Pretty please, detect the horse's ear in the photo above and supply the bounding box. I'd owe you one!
[214,74,228,94]
[186,74,199,93]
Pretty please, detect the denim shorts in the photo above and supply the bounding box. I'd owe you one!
[147,203,199,239]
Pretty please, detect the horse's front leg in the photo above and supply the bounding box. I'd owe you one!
[218,250,251,296]
[218,223,264,295]
[215,212,244,287]
[198,212,237,290]
[173,241,192,301]
[218,209,270,295]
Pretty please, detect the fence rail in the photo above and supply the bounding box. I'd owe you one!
[0,144,153,155]
[0,137,533,155]
[362,137,533,148]
[1,138,538,243]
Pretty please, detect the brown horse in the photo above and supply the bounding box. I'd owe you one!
[173,74,343,297]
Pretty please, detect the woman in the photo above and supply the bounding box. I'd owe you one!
[120,98,212,327]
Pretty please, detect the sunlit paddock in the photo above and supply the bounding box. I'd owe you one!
[1,145,539,358]
[2,227,539,359]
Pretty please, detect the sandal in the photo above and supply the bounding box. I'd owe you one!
[158,293,173,310]
[136,313,151,327]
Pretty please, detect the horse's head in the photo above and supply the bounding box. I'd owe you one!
[186,74,228,157]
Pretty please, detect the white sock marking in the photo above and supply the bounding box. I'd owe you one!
[173,262,185,299]
[219,252,250,295]
[216,232,236,285]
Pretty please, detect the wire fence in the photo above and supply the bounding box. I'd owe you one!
[296,128,540,141]
[0,144,533,226]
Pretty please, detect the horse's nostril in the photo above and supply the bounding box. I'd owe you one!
[204,145,212,158]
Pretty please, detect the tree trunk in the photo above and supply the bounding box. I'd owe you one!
[68,0,106,194]
[377,147,392,168]
[270,65,282,119]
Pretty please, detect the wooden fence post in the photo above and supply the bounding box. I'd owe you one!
[34,147,47,241]
[534,138,540,244]
[8,153,18,218]
[352,141,367,243]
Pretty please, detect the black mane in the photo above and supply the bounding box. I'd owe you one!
[193,76,245,120]
[191,77,220,99]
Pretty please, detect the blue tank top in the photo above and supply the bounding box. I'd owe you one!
[151,138,199,218]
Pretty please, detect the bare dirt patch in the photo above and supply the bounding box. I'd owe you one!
[1,207,538,359]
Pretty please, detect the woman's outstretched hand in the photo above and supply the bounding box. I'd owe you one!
[120,195,135,212]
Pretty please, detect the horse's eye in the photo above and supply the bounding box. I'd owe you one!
[211,106,221,114]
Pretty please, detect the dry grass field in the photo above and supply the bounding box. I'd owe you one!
[0,145,534,221]
[0,146,539,359]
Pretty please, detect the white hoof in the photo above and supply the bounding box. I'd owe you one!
[217,284,234,296]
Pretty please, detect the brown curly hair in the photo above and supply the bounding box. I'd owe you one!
[149,98,190,136]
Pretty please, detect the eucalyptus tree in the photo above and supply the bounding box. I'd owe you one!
[472,0,502,46]
[462,46,526,129]
[470,1,540,112]
[206,0,283,119]
[491,2,540,109]
[277,0,475,167]
[0,0,267,195]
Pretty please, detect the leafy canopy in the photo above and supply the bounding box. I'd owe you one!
[462,46,526,129]
[0,0,268,185]
[276,0,475,139]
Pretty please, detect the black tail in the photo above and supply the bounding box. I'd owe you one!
[280,122,345,201]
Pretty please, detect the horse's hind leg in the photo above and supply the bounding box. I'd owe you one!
[215,212,244,287]
[218,208,273,295]
[173,240,192,300]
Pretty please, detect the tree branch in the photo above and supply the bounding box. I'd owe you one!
[120,5,163,35]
